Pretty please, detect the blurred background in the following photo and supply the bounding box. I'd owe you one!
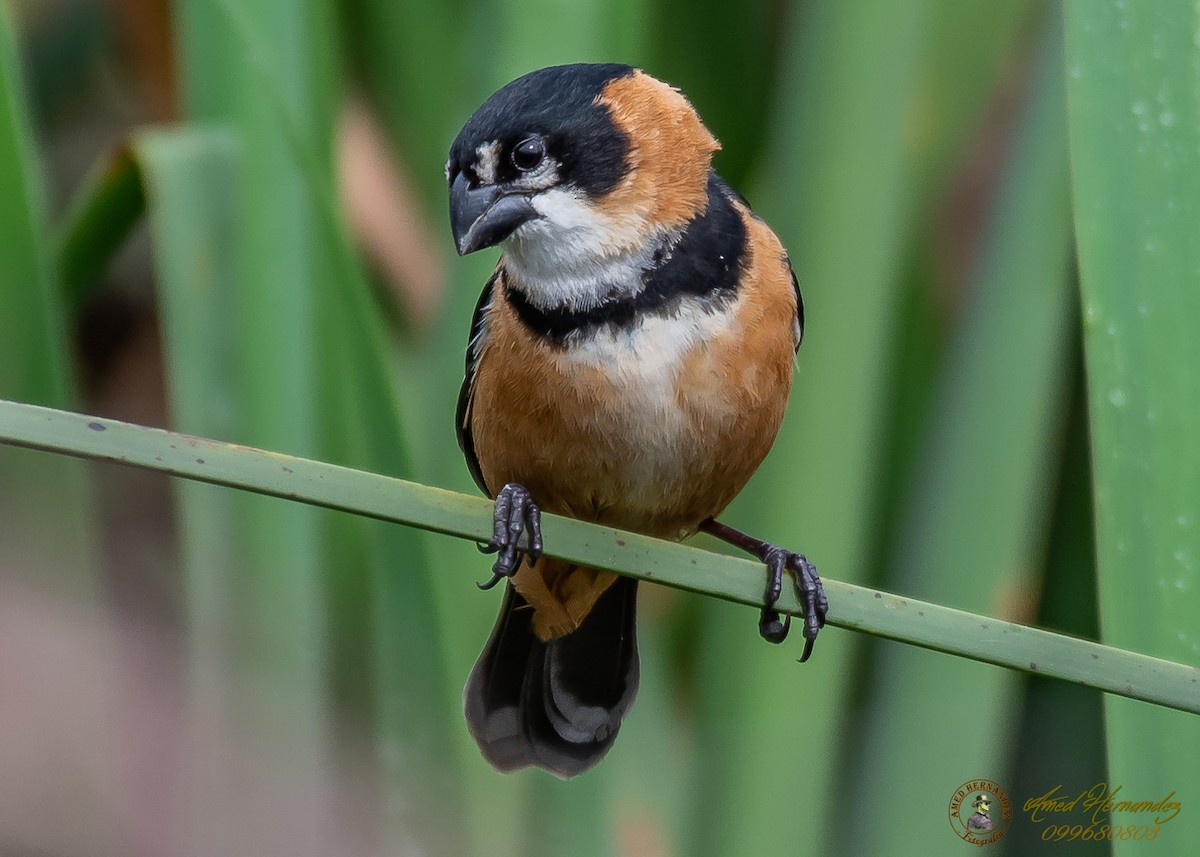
[1,0,1196,855]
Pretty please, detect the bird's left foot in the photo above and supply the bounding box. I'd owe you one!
[477,482,543,590]
[757,546,828,662]
[700,519,829,662]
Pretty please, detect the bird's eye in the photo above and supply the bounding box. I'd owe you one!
[511,136,546,171]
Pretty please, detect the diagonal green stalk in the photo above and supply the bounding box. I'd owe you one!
[2,397,1198,716]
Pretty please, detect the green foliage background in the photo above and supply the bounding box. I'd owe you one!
[0,0,1197,855]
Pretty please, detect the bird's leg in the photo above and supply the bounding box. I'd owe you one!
[699,518,828,662]
[476,482,543,590]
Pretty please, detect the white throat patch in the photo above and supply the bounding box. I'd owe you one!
[502,187,660,312]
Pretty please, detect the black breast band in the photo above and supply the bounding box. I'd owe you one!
[507,172,748,344]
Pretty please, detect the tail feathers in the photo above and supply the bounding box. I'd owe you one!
[464,575,639,778]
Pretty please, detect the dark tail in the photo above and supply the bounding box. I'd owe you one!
[463,575,639,778]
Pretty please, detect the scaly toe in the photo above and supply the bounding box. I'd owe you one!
[479,483,543,585]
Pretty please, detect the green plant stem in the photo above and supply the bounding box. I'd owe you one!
[1,396,1198,715]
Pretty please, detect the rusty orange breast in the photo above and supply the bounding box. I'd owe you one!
[467,208,795,540]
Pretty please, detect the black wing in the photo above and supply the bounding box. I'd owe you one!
[787,254,804,353]
[456,267,501,495]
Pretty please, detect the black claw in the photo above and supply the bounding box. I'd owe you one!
[478,483,543,588]
[798,637,816,664]
[476,570,506,590]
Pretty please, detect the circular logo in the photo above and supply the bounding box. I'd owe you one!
[949,780,1013,846]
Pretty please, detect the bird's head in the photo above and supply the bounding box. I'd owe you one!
[447,64,719,309]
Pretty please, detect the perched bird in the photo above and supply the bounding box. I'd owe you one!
[447,63,828,777]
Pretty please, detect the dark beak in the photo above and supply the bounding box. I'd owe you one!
[449,173,539,255]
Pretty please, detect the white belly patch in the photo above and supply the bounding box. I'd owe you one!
[552,296,740,502]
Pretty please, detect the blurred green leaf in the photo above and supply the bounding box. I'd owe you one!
[1007,370,1110,856]
[1067,0,1200,849]
[342,0,464,208]
[912,0,1037,194]
[0,0,92,591]
[53,145,146,309]
[168,4,331,849]
[647,0,775,186]
[686,3,939,855]
[842,11,1075,852]
[128,128,245,849]
[0,2,71,407]
[169,1,466,851]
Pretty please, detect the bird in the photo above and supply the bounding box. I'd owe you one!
[447,63,828,777]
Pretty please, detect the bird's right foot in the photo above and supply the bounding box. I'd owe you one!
[476,482,543,590]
